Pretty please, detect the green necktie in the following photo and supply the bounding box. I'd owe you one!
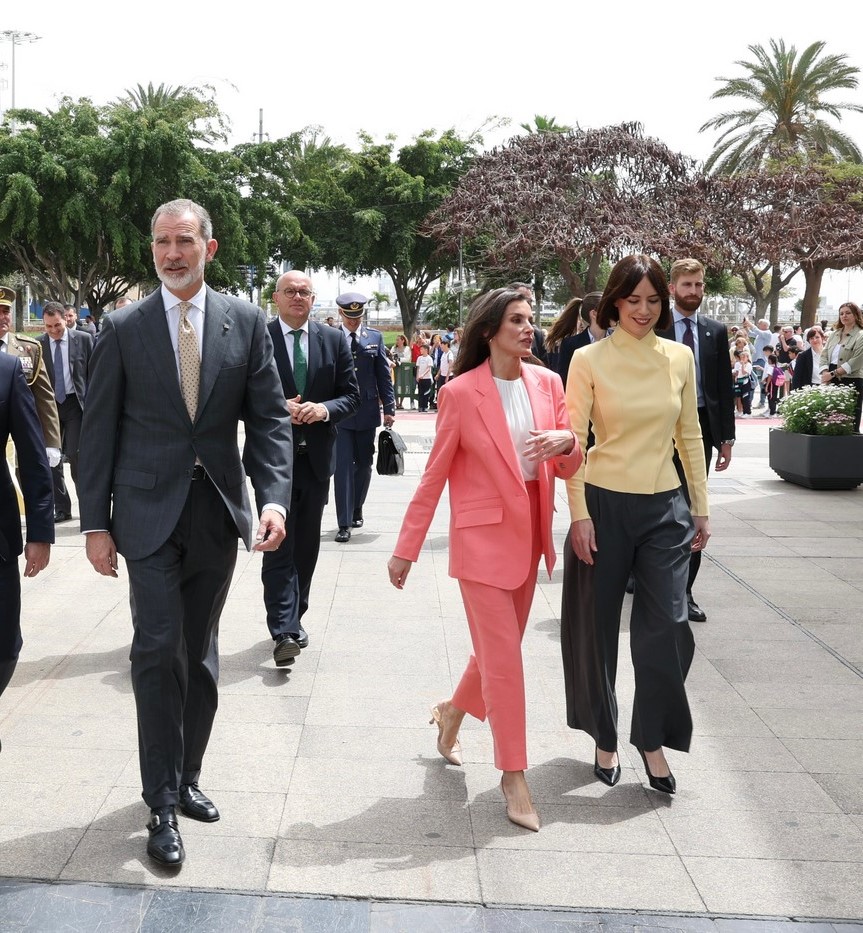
[291,330,307,396]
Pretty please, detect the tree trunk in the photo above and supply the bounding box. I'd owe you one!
[769,262,781,323]
[799,262,826,329]
[14,285,26,332]
[585,252,603,293]
[557,256,585,298]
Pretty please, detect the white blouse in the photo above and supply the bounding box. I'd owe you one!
[493,376,537,481]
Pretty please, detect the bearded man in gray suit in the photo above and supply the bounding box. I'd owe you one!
[78,199,292,867]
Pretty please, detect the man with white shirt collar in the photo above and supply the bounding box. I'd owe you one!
[39,301,93,523]
[257,271,358,666]
[656,258,735,623]
[77,198,293,868]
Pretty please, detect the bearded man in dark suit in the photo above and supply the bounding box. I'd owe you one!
[656,258,735,623]
[78,199,293,867]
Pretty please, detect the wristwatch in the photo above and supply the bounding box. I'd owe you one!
[721,439,735,447]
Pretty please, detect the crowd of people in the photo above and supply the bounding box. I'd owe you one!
[3,209,863,865]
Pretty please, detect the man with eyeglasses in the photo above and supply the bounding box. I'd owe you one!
[260,271,359,666]
[333,292,396,542]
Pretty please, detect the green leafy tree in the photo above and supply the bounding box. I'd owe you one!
[291,128,479,336]
[231,126,349,277]
[113,82,230,145]
[0,95,247,317]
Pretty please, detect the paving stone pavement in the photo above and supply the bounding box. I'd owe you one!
[1,411,862,931]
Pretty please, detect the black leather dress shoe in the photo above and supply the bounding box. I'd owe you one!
[687,596,707,623]
[351,509,364,528]
[295,625,309,649]
[146,806,185,865]
[179,783,220,822]
[335,527,351,543]
[273,634,301,666]
[594,751,621,787]
[54,512,72,523]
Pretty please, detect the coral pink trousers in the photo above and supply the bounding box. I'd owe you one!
[451,481,542,771]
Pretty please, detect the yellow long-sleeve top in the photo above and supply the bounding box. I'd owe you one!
[565,326,709,521]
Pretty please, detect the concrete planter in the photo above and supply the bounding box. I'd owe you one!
[769,428,863,490]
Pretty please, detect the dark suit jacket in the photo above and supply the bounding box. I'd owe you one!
[77,287,293,561]
[339,324,396,431]
[555,330,592,388]
[0,355,54,563]
[657,314,735,449]
[267,319,360,481]
[40,328,93,405]
[791,346,817,390]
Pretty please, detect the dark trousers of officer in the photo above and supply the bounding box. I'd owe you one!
[260,453,328,639]
[52,395,83,515]
[125,476,237,809]
[560,485,695,753]
[0,560,22,698]
[334,426,375,528]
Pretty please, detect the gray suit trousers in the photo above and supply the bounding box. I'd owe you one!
[126,477,238,809]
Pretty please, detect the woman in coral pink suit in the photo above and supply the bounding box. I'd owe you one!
[388,288,581,832]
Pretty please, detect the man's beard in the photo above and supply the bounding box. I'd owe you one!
[676,295,702,313]
[157,257,205,292]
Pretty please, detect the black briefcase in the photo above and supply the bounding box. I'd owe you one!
[376,427,407,476]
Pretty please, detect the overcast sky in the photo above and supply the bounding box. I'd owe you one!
[4,0,863,310]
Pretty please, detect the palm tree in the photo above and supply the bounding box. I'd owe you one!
[113,82,228,144]
[519,114,572,135]
[700,39,863,174]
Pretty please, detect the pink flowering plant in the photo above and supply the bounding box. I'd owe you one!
[778,385,857,436]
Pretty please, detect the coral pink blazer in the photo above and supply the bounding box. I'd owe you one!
[393,360,582,589]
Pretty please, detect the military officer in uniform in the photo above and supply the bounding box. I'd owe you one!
[333,292,396,542]
[0,287,62,464]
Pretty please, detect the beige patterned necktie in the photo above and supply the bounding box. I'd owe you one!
[177,300,200,420]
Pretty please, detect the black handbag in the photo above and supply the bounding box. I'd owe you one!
[376,427,407,476]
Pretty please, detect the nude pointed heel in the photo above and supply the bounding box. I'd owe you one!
[429,704,463,766]
[500,777,540,832]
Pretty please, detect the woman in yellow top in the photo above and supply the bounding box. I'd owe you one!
[562,255,710,795]
[819,301,863,432]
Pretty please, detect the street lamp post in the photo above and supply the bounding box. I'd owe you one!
[0,30,41,128]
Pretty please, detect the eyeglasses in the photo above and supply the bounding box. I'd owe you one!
[278,288,313,299]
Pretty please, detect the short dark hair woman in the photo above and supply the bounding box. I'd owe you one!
[561,255,709,795]
[388,288,582,832]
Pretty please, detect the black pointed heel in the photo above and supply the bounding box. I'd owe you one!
[593,749,621,787]
[639,749,676,795]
